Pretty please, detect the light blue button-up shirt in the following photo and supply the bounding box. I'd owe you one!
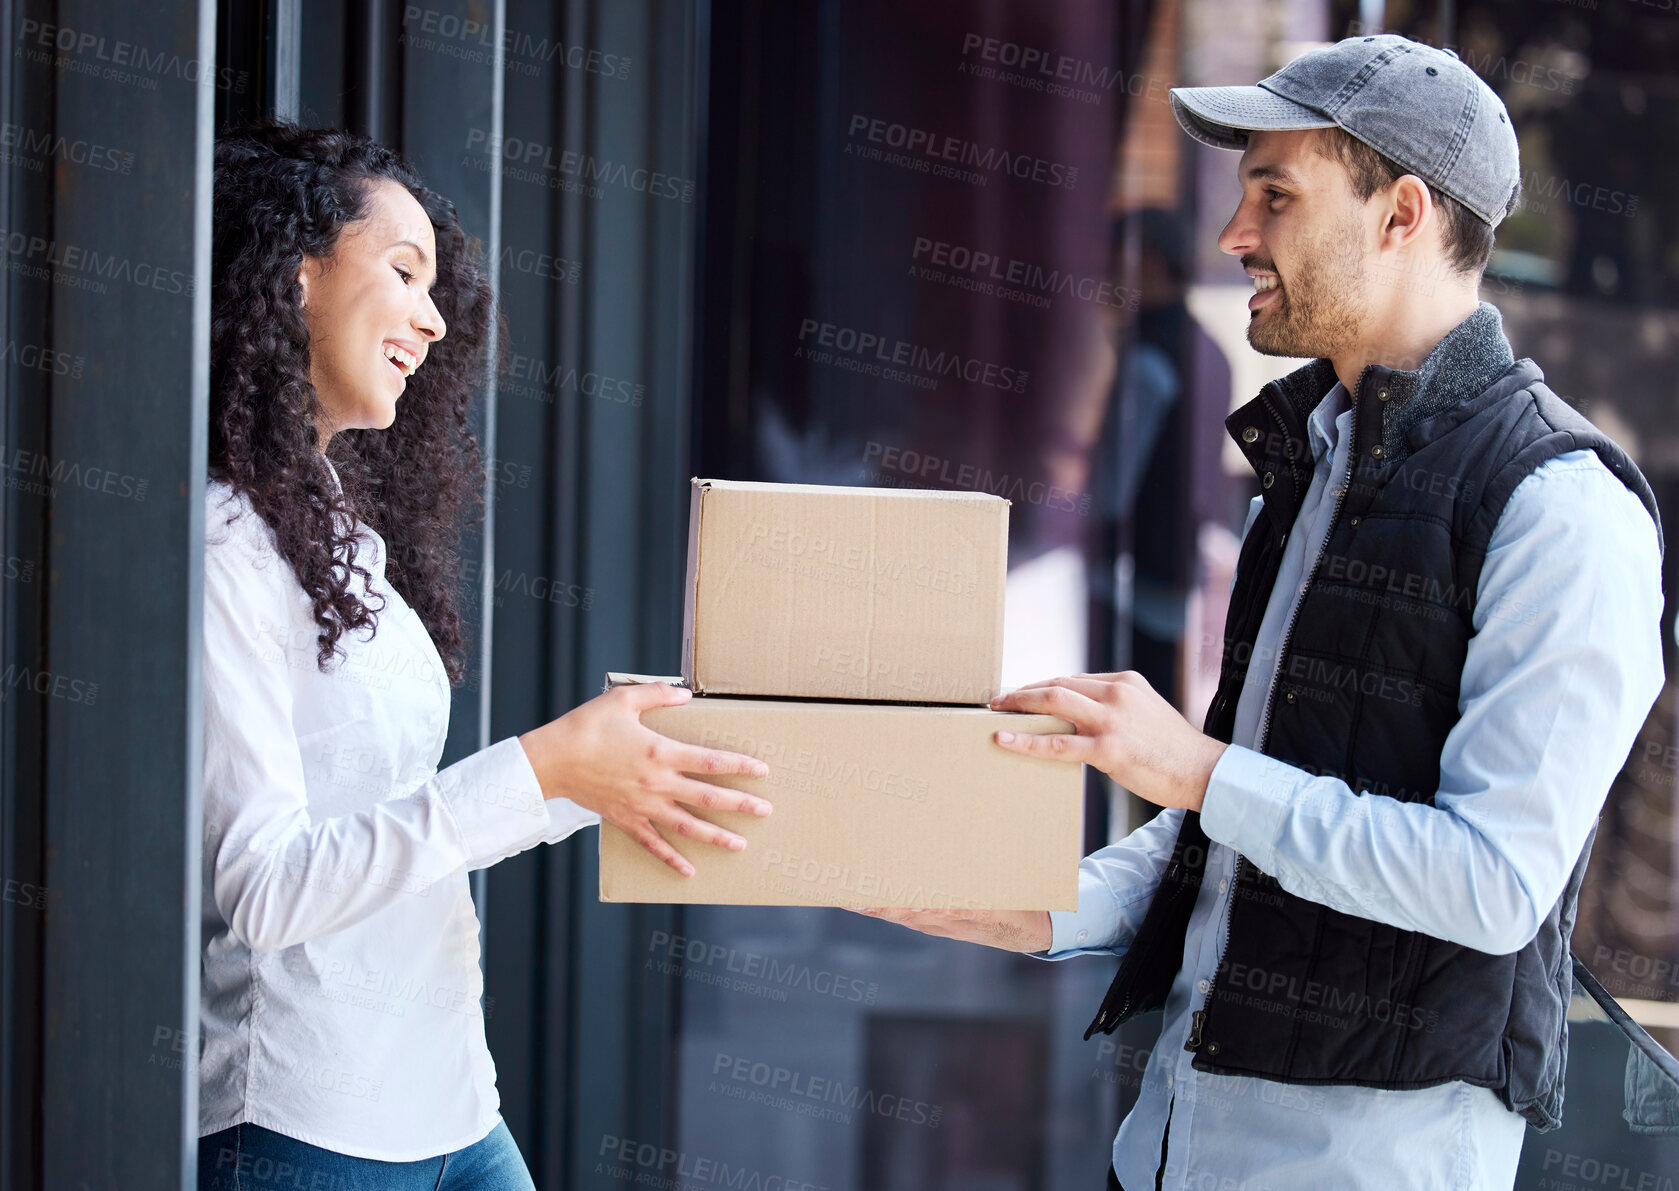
[1047,381,1667,1191]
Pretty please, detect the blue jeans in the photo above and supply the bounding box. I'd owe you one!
[198,1119,536,1191]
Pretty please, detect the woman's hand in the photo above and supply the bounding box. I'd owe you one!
[990,672,1227,812]
[519,682,772,876]
[849,907,1053,953]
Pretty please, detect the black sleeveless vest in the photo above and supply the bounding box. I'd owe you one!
[1085,304,1662,1129]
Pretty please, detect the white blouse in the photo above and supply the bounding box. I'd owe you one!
[198,467,597,1160]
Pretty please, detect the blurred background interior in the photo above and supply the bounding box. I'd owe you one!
[2,0,1677,1187]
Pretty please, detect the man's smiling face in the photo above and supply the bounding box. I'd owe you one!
[1217,128,1376,362]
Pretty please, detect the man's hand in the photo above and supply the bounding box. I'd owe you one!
[848,907,1052,953]
[519,682,772,877]
[990,672,1227,813]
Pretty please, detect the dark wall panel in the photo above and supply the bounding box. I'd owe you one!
[30,1,217,1188]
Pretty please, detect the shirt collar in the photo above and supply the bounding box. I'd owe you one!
[1307,381,1349,463]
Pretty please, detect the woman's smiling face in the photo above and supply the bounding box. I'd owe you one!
[298,179,446,447]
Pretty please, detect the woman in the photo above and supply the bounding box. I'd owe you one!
[198,122,765,1190]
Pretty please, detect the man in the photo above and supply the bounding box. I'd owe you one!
[863,33,1666,1191]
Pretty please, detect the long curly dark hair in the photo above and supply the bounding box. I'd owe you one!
[211,121,494,683]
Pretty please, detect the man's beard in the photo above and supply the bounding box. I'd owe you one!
[1246,217,1369,360]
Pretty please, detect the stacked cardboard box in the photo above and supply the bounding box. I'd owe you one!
[599,479,1083,910]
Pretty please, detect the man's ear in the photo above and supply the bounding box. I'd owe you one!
[1381,174,1435,254]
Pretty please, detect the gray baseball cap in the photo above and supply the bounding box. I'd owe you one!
[1169,34,1520,228]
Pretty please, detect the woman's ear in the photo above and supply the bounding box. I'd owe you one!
[296,257,312,309]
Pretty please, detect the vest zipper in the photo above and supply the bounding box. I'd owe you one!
[1184,1009,1206,1051]
[1192,384,1358,1060]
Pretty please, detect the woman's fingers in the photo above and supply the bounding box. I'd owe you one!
[623,815,696,878]
[673,779,773,817]
[659,800,748,852]
[670,741,772,784]
[665,775,770,819]
[616,680,694,712]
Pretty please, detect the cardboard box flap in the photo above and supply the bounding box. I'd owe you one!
[683,478,1008,703]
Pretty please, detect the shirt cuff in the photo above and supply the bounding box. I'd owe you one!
[1199,744,1295,871]
[1038,866,1128,959]
[434,736,555,864]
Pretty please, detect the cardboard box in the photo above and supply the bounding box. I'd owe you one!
[598,689,1082,910]
[681,478,1007,704]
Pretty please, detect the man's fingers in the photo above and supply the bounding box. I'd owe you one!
[993,729,1095,764]
[853,907,967,937]
[991,683,1101,721]
[997,672,1134,698]
[624,816,695,877]
[674,742,770,782]
[1002,675,1078,694]
[1027,675,1122,703]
